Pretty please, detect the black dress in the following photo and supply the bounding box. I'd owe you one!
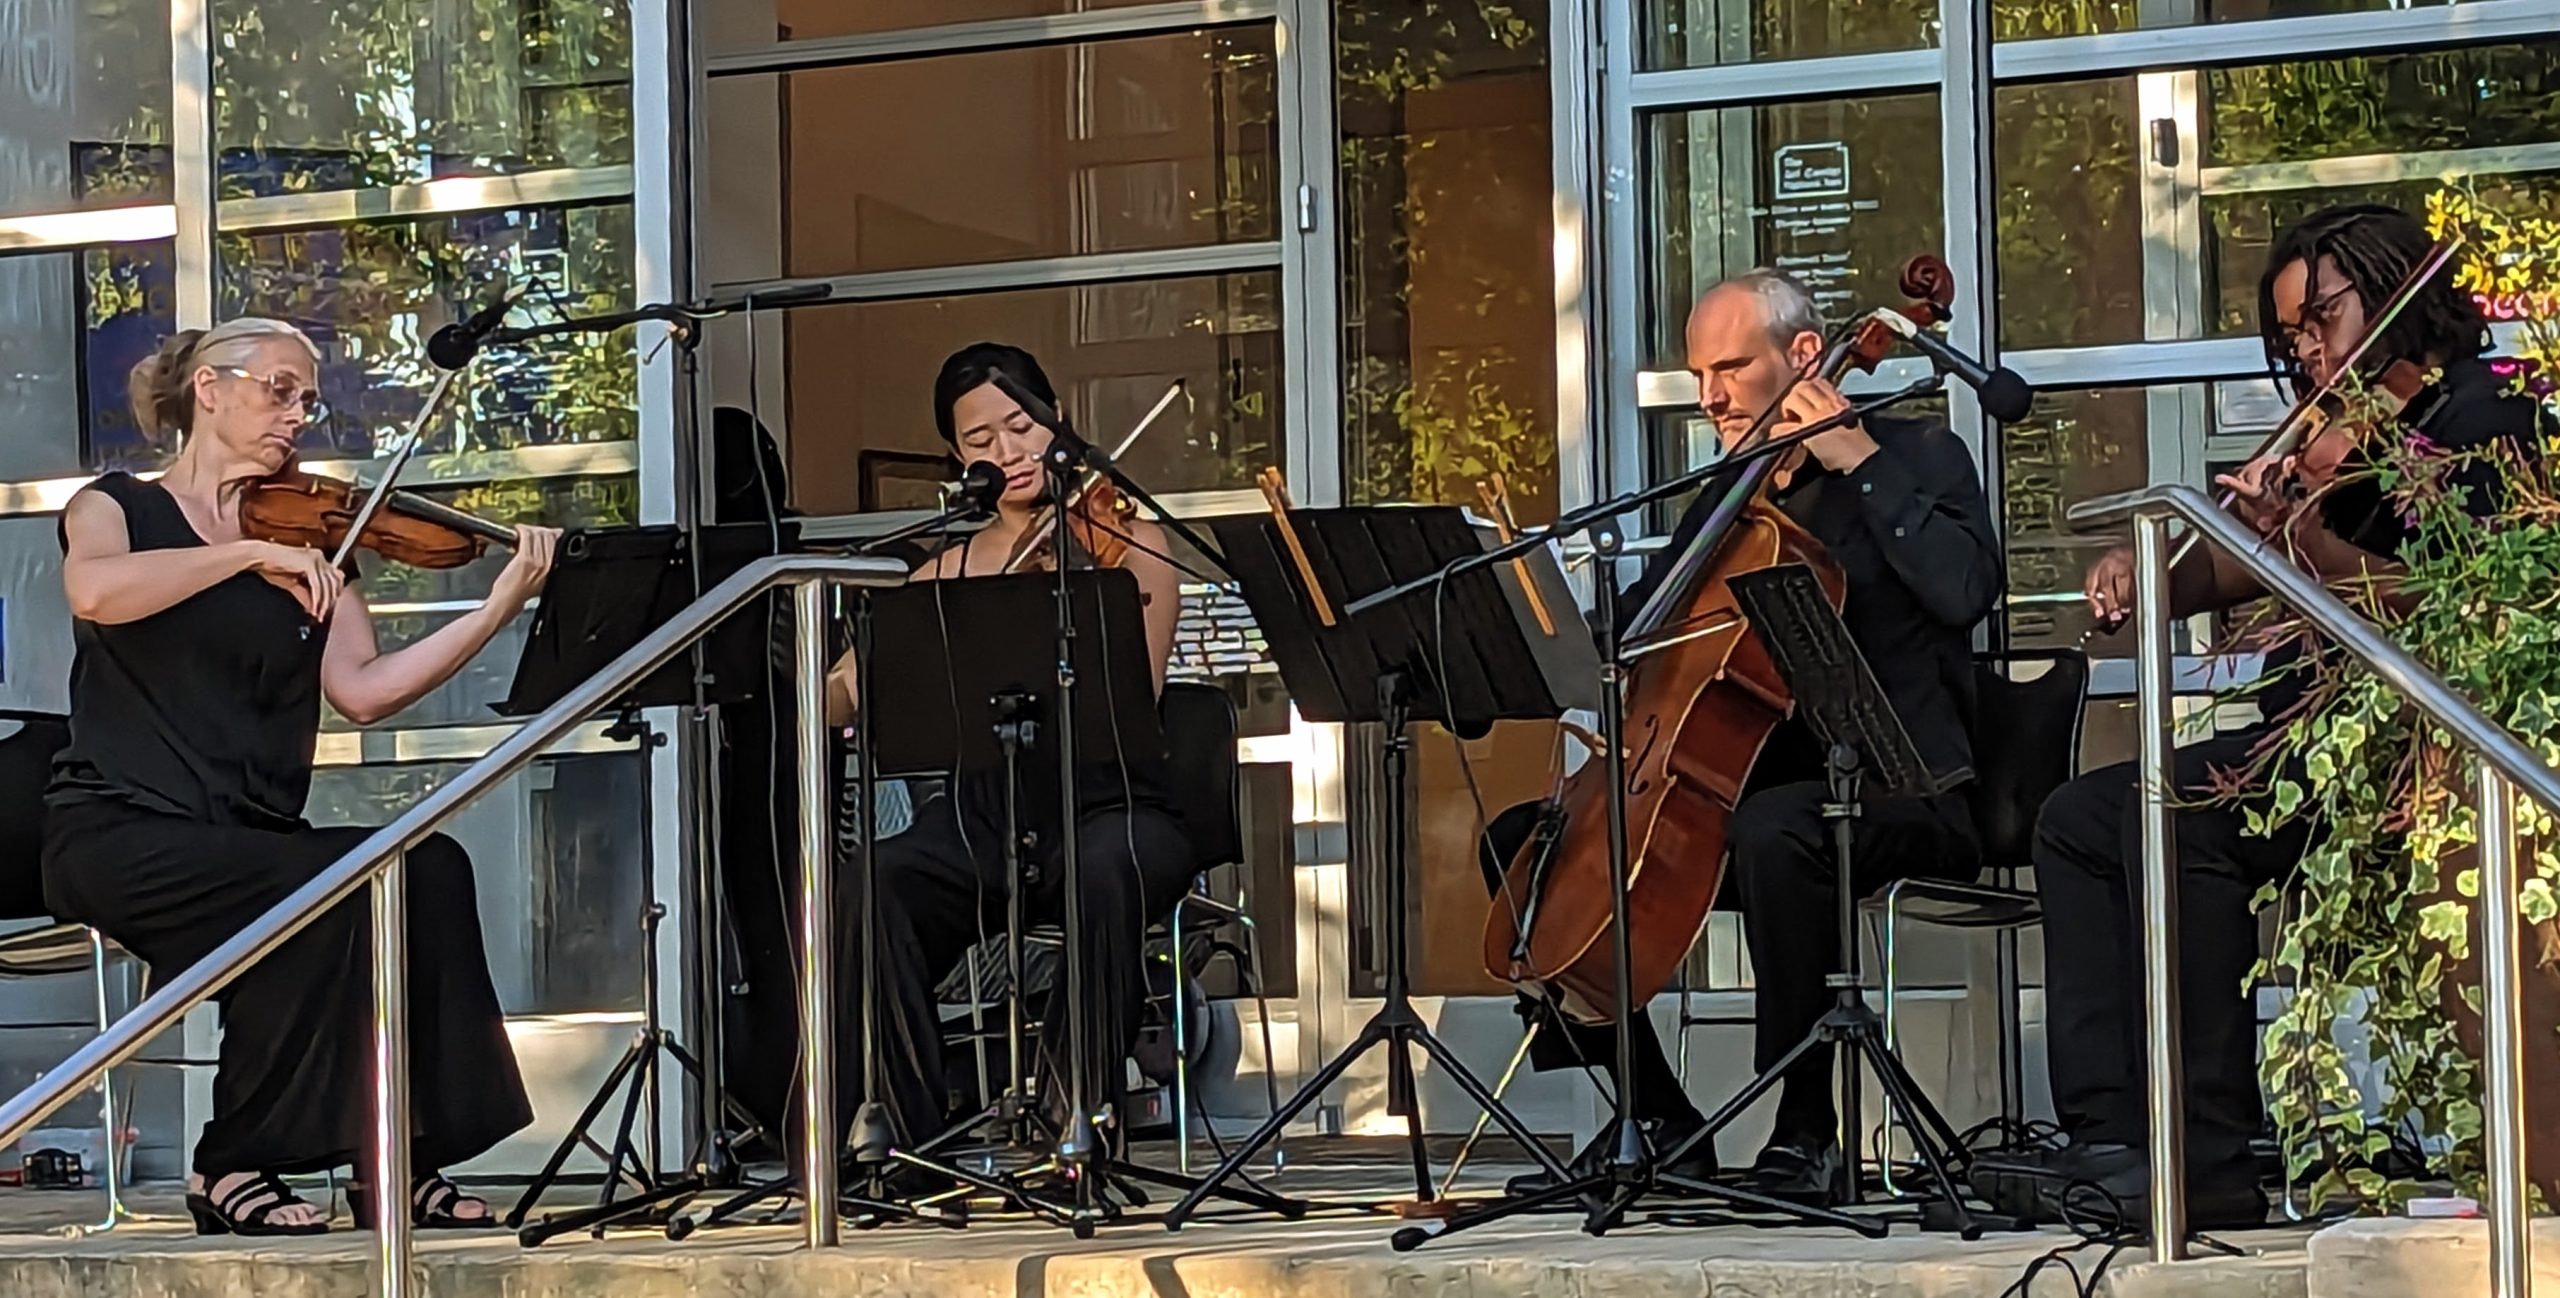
[39,472,531,1179]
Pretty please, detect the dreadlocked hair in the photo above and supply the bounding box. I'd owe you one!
[2256,202,2488,399]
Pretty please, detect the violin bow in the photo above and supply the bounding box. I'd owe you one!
[326,364,472,571]
[1001,378,1188,574]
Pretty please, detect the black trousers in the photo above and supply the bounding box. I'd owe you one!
[40,798,532,1179]
[1484,781,1979,1144]
[2033,730,2303,1174]
[832,790,1196,1146]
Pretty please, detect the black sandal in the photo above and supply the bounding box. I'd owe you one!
[349,1171,495,1231]
[187,1172,331,1237]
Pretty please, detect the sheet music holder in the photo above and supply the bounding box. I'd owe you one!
[1204,505,1597,734]
[494,522,800,717]
[1726,563,1955,799]
[861,569,1165,777]
[1165,503,1584,1228]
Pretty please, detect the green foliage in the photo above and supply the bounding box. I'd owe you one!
[2236,191,2560,1212]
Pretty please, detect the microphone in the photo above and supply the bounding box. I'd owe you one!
[1869,310,2035,424]
[950,459,1006,517]
[425,282,528,370]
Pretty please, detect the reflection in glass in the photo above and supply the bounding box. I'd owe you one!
[711,29,1276,279]
[1994,79,2143,351]
[1989,43,2560,349]
[2001,387,2163,657]
[717,0,1162,46]
[1996,0,2455,41]
[1336,0,1561,523]
[0,0,171,218]
[1641,0,1934,69]
[305,752,647,1017]
[0,241,174,480]
[214,204,639,462]
[213,0,632,194]
[761,273,1283,516]
[1647,94,1943,362]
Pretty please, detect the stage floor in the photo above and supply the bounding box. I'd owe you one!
[0,1149,2328,1298]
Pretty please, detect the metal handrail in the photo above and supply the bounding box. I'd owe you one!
[2072,484,2550,1292]
[0,552,904,1286]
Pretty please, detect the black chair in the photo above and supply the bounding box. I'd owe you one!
[0,710,142,1231]
[1864,648,2087,1143]
[939,682,1282,1172]
[1151,680,1283,1174]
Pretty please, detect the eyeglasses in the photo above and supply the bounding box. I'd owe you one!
[217,367,329,423]
[2276,285,2359,356]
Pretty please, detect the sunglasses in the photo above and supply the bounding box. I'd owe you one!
[217,366,330,423]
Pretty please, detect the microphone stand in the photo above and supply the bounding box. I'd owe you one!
[1353,376,1941,1251]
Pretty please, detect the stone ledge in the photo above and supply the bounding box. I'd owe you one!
[2307,1217,2560,1298]
[0,1216,2316,1298]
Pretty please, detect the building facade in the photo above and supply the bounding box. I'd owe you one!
[1,0,2554,1173]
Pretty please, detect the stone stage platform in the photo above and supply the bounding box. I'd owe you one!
[0,1146,2544,1298]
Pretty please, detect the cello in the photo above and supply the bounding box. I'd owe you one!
[1481,256,1958,1022]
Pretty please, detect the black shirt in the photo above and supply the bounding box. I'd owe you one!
[1635,414,2004,786]
[2255,356,2552,716]
[47,473,332,831]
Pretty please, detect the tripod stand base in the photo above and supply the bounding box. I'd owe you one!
[1162,995,1567,1231]
[508,1029,754,1245]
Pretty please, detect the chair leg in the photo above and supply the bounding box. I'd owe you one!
[1879,888,1906,1198]
[88,929,124,1234]
[1238,913,1284,1176]
[1171,896,1195,1175]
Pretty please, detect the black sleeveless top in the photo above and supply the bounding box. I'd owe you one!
[47,473,332,831]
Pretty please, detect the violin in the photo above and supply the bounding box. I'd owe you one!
[1001,476,1140,572]
[1480,255,1955,1023]
[239,465,519,570]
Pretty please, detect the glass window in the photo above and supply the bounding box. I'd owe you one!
[1645,93,1945,363]
[213,204,639,462]
[1641,0,1935,70]
[0,240,176,481]
[1993,78,2144,352]
[1993,43,2560,349]
[306,751,648,1016]
[213,0,633,196]
[0,0,172,217]
[1995,0,2458,42]
[706,28,1278,279]
[713,0,1165,47]
[751,271,1283,517]
[2000,386,2178,658]
[1336,0,1561,523]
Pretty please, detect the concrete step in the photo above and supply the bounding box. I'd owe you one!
[2308,1217,2560,1298]
[0,1212,2315,1298]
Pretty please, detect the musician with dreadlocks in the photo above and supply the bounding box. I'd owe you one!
[1972,202,2555,1226]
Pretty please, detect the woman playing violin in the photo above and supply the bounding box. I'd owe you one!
[1982,203,2556,1227]
[42,319,561,1235]
[819,342,1194,1151]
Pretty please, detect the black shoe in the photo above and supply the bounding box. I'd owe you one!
[1502,1115,1719,1197]
[1996,1141,2268,1232]
[1750,1133,1846,1207]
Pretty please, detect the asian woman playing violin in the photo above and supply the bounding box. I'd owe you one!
[42,318,562,1236]
[1979,203,2557,1227]
[819,342,1194,1151]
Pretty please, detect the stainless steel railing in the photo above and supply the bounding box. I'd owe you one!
[0,553,906,1292]
[2072,484,2559,1291]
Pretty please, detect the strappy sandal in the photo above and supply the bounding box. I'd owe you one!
[186,1172,331,1237]
[348,1171,496,1231]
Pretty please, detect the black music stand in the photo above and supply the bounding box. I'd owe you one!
[1161,505,1590,1229]
[494,525,791,1243]
[1647,563,1987,1235]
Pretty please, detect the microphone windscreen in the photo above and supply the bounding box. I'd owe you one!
[957,459,1007,514]
[424,323,476,371]
[1979,368,2035,425]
